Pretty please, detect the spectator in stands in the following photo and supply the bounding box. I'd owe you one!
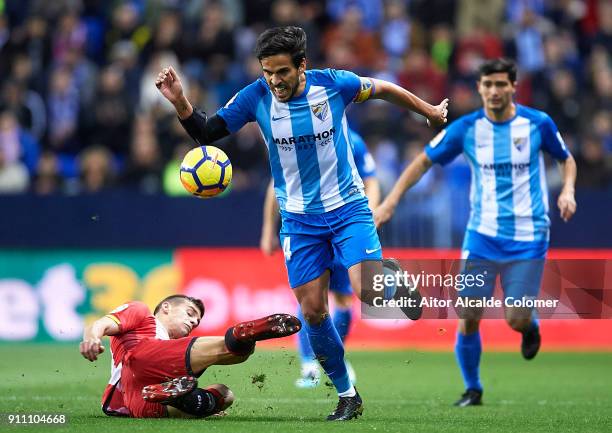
[120,123,163,194]
[0,109,39,175]
[323,5,380,71]
[85,65,132,155]
[0,148,29,193]
[455,0,505,38]
[575,134,612,189]
[380,0,411,70]
[77,145,115,193]
[32,150,63,195]
[46,66,81,153]
[0,78,46,141]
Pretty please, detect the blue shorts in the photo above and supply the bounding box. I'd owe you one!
[329,258,352,295]
[459,230,548,299]
[279,198,382,289]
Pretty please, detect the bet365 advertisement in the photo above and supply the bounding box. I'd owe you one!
[0,249,611,350]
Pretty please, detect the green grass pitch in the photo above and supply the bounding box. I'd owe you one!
[0,344,610,433]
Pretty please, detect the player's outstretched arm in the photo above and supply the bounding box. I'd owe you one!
[260,180,280,256]
[374,152,433,228]
[155,66,193,119]
[79,316,119,362]
[557,154,577,222]
[370,78,449,128]
[155,65,231,145]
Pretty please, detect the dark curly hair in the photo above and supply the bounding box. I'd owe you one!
[478,58,517,82]
[254,26,307,68]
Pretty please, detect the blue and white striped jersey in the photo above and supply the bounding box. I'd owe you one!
[425,105,570,243]
[217,69,374,214]
[350,129,376,180]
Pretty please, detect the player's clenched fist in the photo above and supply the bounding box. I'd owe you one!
[80,338,105,362]
[155,66,184,105]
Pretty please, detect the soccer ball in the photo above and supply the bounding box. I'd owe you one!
[179,146,232,198]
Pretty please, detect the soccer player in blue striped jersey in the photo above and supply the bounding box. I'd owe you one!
[375,58,577,407]
[260,128,380,389]
[156,26,448,421]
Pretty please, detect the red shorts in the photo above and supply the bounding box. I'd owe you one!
[121,337,199,418]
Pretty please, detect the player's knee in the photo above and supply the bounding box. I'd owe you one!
[302,309,328,325]
[505,308,532,332]
[300,301,329,325]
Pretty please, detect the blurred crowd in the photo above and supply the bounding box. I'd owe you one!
[0,0,610,196]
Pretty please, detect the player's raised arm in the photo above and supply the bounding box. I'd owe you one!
[374,152,432,228]
[260,180,280,256]
[557,154,577,222]
[369,78,449,128]
[155,66,231,145]
[79,316,119,362]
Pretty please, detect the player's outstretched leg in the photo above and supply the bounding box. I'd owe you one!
[231,313,301,342]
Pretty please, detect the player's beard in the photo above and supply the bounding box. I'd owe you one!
[273,78,299,102]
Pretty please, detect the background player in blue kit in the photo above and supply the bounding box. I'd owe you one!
[374,58,577,407]
[260,128,380,389]
[156,26,448,420]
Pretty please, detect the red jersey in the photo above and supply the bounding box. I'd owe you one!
[101,301,169,416]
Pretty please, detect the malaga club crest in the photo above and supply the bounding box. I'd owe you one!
[311,101,329,122]
[513,136,528,151]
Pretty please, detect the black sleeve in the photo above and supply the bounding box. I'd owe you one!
[178,108,231,145]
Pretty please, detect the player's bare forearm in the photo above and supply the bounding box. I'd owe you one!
[262,180,279,231]
[80,316,118,361]
[559,154,577,194]
[260,180,281,255]
[387,152,432,208]
[374,152,432,227]
[363,177,381,210]
[557,155,577,222]
[370,79,448,127]
[174,95,194,120]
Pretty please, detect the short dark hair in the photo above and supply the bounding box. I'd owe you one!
[254,26,307,68]
[478,58,517,82]
[153,295,204,318]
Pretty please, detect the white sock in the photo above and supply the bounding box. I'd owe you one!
[338,385,356,398]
